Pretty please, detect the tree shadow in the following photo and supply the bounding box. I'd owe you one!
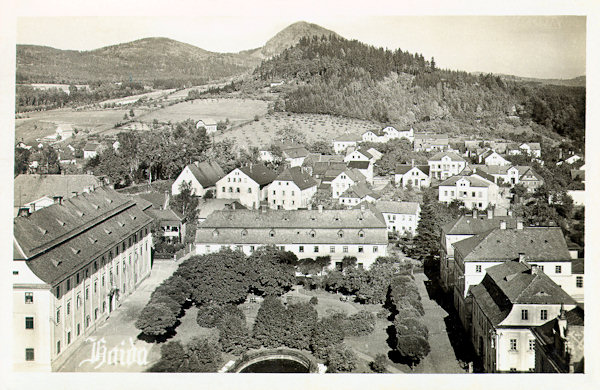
[442,314,475,369]
[136,319,181,344]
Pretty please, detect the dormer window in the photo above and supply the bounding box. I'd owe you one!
[269,229,275,237]
[212,229,219,237]
[241,229,248,237]
[338,230,344,238]
[309,230,316,238]
[358,230,365,238]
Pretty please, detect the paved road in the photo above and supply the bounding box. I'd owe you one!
[411,272,466,373]
[57,260,180,372]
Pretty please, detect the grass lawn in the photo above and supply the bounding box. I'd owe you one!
[172,305,219,345]
[214,112,378,148]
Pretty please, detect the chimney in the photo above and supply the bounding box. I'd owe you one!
[360,203,365,212]
[500,220,507,230]
[557,305,567,338]
[17,207,31,217]
[517,220,524,230]
[507,209,513,217]
[487,208,493,219]
[231,202,236,210]
[473,209,478,219]
[71,191,78,197]
[318,205,323,213]
[53,196,63,205]
[518,252,526,263]
[411,159,415,167]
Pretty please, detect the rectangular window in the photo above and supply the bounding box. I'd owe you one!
[94,281,97,293]
[358,246,364,253]
[343,246,349,253]
[330,246,335,253]
[521,310,528,320]
[25,292,33,304]
[25,317,34,329]
[25,348,34,361]
[373,246,378,253]
[56,285,60,298]
[102,275,105,287]
[85,288,89,300]
[76,273,80,284]
[358,263,364,270]
[576,276,583,288]
[529,339,535,351]
[77,323,80,336]
[540,310,548,321]
[66,278,71,291]
[314,246,319,253]
[66,301,71,315]
[67,331,71,344]
[299,246,304,253]
[57,341,61,355]
[510,339,517,351]
[555,265,562,274]
[476,265,482,273]
[56,308,61,324]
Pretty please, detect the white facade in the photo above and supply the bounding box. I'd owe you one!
[439,177,499,210]
[394,167,430,189]
[196,119,218,134]
[361,127,414,143]
[216,169,267,209]
[13,228,153,372]
[333,140,358,154]
[171,166,204,196]
[381,211,419,235]
[83,150,97,160]
[268,180,317,210]
[331,171,363,198]
[484,152,511,166]
[428,155,467,180]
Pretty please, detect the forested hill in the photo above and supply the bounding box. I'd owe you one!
[17,38,260,85]
[254,35,585,148]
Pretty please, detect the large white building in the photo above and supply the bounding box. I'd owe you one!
[216,164,277,209]
[268,167,317,210]
[438,174,499,210]
[171,161,225,197]
[195,207,388,269]
[362,126,414,143]
[332,134,360,154]
[394,164,431,189]
[331,168,367,198]
[428,151,467,180]
[375,201,421,235]
[470,261,576,373]
[12,187,153,371]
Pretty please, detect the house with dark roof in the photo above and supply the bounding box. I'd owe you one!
[83,142,101,159]
[144,208,185,243]
[428,151,467,180]
[332,134,360,154]
[216,164,277,209]
[531,307,584,373]
[344,147,374,163]
[268,167,317,210]
[469,261,577,372]
[12,187,153,371]
[195,208,388,269]
[196,118,217,134]
[439,211,517,293]
[347,160,374,183]
[413,132,449,152]
[171,161,226,197]
[338,182,380,207]
[282,146,310,167]
[438,174,499,210]
[394,164,430,189]
[301,153,345,178]
[374,200,421,235]
[14,174,103,217]
[478,150,511,166]
[197,199,246,223]
[451,223,575,331]
[331,168,367,198]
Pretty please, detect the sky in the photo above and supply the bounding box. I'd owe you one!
[16,15,586,80]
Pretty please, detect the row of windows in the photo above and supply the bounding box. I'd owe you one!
[272,190,296,196]
[521,309,549,321]
[386,214,414,221]
[222,186,252,193]
[509,338,536,352]
[227,177,246,183]
[207,244,380,255]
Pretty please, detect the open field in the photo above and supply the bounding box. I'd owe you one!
[15,108,131,143]
[214,112,378,148]
[97,89,177,106]
[139,98,269,124]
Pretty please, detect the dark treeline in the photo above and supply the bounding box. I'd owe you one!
[254,35,585,149]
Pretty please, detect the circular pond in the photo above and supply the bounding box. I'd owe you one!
[239,358,309,373]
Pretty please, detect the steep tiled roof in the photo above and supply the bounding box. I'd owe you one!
[334,134,360,142]
[137,191,167,209]
[340,182,379,200]
[238,164,277,188]
[375,201,420,215]
[198,199,246,220]
[145,208,183,223]
[430,151,466,162]
[442,214,517,235]
[355,147,373,159]
[572,259,584,274]
[274,167,317,190]
[364,128,386,137]
[347,160,370,170]
[13,187,152,285]
[189,161,226,188]
[195,209,388,245]
[523,142,541,150]
[439,175,493,188]
[339,168,367,183]
[453,226,572,262]
[283,146,310,159]
[313,162,346,178]
[14,174,102,207]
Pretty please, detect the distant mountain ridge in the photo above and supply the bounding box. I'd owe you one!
[471,72,586,87]
[16,21,342,84]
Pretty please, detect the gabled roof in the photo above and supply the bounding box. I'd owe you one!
[571,259,584,274]
[522,142,541,150]
[274,167,317,190]
[471,261,576,326]
[364,128,387,137]
[349,147,373,159]
[414,132,448,140]
[442,214,517,235]
[189,161,226,188]
[518,166,544,181]
[453,226,572,262]
[137,191,167,209]
[14,174,102,207]
[439,175,493,188]
[83,142,100,152]
[366,148,383,160]
[238,164,278,188]
[395,164,430,175]
[334,134,360,142]
[282,146,309,159]
[335,168,366,183]
[197,118,217,126]
[347,160,371,170]
[144,208,183,223]
[340,182,379,200]
[198,199,247,220]
[13,187,152,285]
[323,167,346,182]
[430,151,466,162]
[375,201,420,215]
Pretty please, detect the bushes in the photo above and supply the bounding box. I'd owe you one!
[309,296,318,305]
[196,304,244,328]
[370,353,388,373]
[310,316,345,359]
[252,296,288,348]
[285,302,318,350]
[135,303,178,336]
[343,310,376,337]
[324,343,357,373]
[148,338,222,372]
[217,313,251,355]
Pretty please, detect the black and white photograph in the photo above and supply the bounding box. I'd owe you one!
[1,1,598,389]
